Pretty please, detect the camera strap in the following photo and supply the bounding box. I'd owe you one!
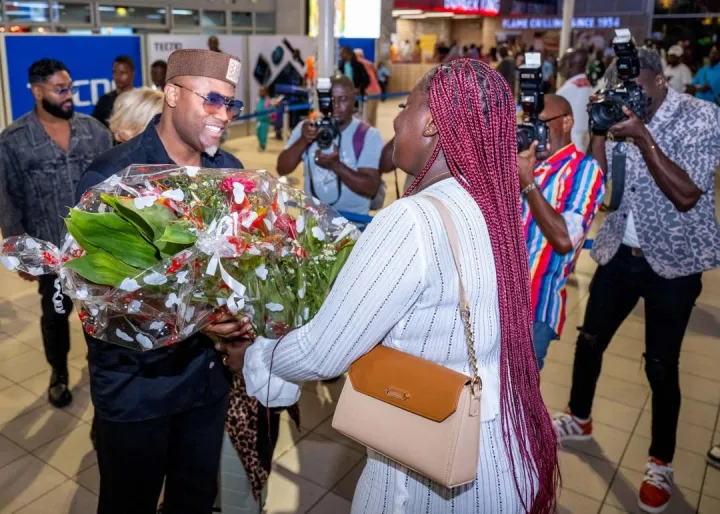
[305,131,343,206]
[606,143,627,211]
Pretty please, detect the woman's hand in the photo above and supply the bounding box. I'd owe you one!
[215,339,252,374]
[204,312,254,341]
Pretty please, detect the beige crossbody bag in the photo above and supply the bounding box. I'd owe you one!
[332,197,482,488]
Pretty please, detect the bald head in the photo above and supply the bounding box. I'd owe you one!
[540,94,574,154]
[542,94,572,120]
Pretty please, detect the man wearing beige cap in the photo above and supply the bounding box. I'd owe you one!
[77,49,248,514]
[664,45,693,94]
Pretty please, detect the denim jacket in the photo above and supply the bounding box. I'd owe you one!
[0,110,112,247]
[591,88,720,279]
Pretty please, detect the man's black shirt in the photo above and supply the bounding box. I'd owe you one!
[77,114,243,422]
[91,90,120,128]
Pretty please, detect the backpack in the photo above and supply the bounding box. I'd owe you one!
[352,121,386,210]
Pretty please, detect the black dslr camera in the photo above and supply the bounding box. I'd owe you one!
[589,29,648,135]
[314,77,339,150]
[517,53,549,155]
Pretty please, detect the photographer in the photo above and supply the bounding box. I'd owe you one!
[554,47,720,513]
[518,94,605,370]
[276,76,382,217]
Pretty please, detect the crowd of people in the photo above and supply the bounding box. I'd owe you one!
[0,33,719,514]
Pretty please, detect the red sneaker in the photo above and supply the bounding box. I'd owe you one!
[638,457,673,513]
[552,411,593,442]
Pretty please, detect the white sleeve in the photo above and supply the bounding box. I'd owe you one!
[243,200,427,407]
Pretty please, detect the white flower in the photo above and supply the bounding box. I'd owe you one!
[185,166,200,177]
[248,246,261,256]
[233,182,246,204]
[332,216,348,227]
[119,278,141,292]
[89,307,99,316]
[128,300,142,313]
[180,323,196,337]
[165,293,180,308]
[162,189,185,202]
[176,271,189,284]
[297,284,305,299]
[265,302,284,312]
[303,307,310,321]
[115,329,134,342]
[1,256,19,271]
[149,321,165,331]
[133,195,157,210]
[296,216,305,234]
[311,226,326,241]
[241,211,258,229]
[136,333,154,350]
[144,272,168,286]
[280,247,289,257]
[76,288,89,300]
[255,264,268,280]
[184,305,196,322]
[24,238,39,250]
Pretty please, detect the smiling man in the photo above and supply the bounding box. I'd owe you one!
[77,49,246,514]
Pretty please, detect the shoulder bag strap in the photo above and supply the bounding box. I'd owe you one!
[426,197,481,392]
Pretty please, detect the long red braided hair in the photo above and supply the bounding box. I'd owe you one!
[405,59,559,513]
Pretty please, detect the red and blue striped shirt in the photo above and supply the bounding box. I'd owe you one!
[522,144,605,336]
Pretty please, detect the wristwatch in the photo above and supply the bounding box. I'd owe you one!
[521,182,538,198]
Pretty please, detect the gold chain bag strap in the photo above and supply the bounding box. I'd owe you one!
[332,196,482,488]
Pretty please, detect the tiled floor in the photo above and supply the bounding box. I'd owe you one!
[0,101,718,513]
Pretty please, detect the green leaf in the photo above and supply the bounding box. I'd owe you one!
[101,194,176,243]
[68,209,159,269]
[328,242,355,287]
[64,218,100,253]
[157,222,197,245]
[64,251,142,287]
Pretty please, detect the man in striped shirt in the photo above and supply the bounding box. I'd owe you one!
[518,95,605,369]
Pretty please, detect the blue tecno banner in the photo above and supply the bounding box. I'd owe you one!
[2,35,143,122]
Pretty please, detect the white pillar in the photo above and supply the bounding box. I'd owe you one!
[317,0,335,79]
[559,0,575,56]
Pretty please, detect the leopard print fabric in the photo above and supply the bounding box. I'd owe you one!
[225,374,266,503]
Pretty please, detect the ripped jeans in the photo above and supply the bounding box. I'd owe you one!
[568,246,701,463]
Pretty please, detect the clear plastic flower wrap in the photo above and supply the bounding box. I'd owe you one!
[1,165,360,350]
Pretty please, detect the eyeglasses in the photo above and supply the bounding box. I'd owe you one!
[540,113,571,123]
[42,85,78,97]
[171,83,244,120]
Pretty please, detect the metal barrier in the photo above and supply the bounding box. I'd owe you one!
[229,91,595,250]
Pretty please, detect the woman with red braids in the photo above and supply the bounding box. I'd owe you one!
[238,59,560,513]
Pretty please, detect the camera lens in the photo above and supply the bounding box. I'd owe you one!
[517,127,532,153]
[590,99,622,133]
[316,127,334,150]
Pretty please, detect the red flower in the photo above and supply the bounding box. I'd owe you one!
[275,214,298,239]
[219,176,257,194]
[294,247,308,259]
[167,254,187,274]
[227,236,248,254]
[41,251,59,266]
[2,242,15,253]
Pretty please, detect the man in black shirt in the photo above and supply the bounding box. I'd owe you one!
[92,55,135,128]
[78,49,247,514]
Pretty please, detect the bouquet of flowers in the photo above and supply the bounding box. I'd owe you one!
[0,165,359,350]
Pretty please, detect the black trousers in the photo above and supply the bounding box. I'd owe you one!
[568,246,702,463]
[95,395,229,514]
[39,274,73,372]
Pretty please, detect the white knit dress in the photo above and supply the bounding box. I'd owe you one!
[244,178,535,513]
